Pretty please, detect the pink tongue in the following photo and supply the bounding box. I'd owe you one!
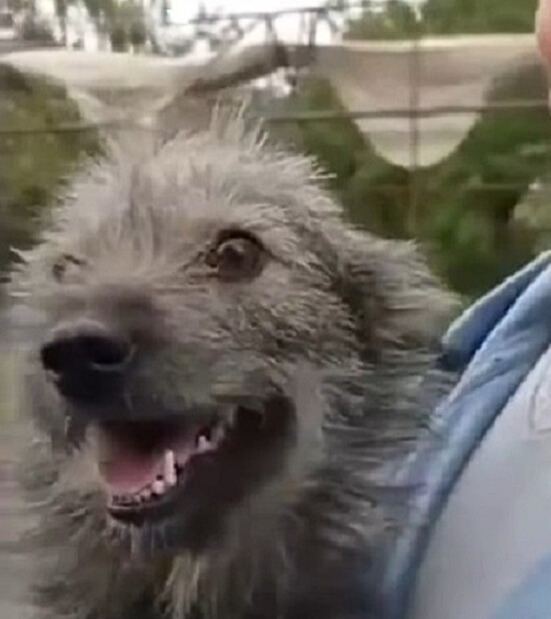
[101,448,162,495]
[97,427,199,496]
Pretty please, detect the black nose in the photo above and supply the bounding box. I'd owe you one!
[40,321,133,404]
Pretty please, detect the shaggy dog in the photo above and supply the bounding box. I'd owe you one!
[9,111,455,619]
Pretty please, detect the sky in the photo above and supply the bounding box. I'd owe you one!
[166,0,422,48]
[34,0,342,49]
[166,0,343,47]
[167,0,420,22]
[169,0,324,20]
[34,0,420,51]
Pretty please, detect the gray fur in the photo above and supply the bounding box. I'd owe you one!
[9,107,457,619]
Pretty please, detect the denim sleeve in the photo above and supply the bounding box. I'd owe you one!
[492,556,551,619]
[382,251,551,619]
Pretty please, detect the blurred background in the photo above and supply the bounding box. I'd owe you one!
[0,1,549,615]
[0,0,549,304]
[0,0,548,302]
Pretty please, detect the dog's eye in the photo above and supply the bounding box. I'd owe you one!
[52,254,86,282]
[206,232,264,281]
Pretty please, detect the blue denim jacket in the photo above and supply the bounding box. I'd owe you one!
[381,251,551,619]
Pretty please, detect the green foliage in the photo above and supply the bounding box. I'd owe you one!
[423,66,551,296]
[271,79,413,239]
[276,0,549,300]
[49,0,149,51]
[422,0,539,35]
[0,65,100,276]
[344,0,418,40]
[81,0,116,20]
[278,70,551,299]
[344,0,539,37]
[107,0,148,51]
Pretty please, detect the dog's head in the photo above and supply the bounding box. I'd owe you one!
[11,116,453,559]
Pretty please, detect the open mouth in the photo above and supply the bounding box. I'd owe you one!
[90,399,292,526]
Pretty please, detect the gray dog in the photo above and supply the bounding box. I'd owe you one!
[9,110,455,619]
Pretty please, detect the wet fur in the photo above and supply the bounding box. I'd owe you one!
[10,109,457,619]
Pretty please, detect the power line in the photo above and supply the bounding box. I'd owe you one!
[165,1,385,27]
[0,99,546,136]
[265,100,548,122]
[0,121,138,135]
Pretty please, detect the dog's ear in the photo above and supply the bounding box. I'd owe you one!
[319,222,457,361]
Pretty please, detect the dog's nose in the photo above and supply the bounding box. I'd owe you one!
[40,321,133,404]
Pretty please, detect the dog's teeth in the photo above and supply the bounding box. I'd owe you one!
[211,423,225,444]
[164,450,177,486]
[197,435,211,453]
[151,479,165,495]
[251,409,265,428]
[227,408,238,429]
